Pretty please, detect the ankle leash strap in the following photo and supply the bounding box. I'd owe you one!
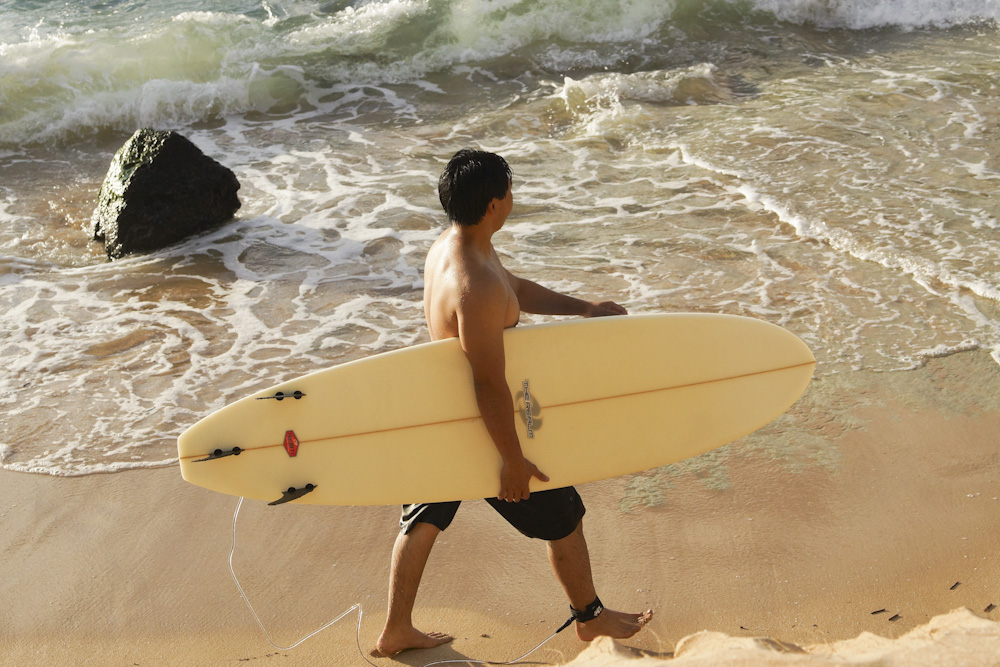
[555,595,605,634]
[571,596,605,624]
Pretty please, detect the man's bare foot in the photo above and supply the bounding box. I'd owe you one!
[371,626,454,658]
[576,608,653,642]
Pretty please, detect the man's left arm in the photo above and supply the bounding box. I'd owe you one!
[506,270,628,318]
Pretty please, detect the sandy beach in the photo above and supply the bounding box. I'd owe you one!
[2,350,999,666]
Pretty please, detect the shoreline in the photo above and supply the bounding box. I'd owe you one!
[2,351,999,665]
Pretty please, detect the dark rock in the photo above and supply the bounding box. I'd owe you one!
[90,128,241,260]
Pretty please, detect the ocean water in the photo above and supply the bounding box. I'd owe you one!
[1,0,998,476]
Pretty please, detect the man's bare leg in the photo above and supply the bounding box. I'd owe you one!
[547,521,653,641]
[373,522,454,657]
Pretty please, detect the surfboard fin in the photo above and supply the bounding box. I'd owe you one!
[268,484,318,506]
[255,390,306,401]
[193,447,243,462]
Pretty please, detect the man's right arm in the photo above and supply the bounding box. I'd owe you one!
[457,279,549,502]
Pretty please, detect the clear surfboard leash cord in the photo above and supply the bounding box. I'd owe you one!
[229,496,570,667]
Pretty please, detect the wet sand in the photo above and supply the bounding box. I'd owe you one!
[2,350,999,665]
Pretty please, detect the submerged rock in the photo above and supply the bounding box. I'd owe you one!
[90,128,240,260]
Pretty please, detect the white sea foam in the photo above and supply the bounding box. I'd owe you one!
[557,64,735,123]
[749,0,1000,29]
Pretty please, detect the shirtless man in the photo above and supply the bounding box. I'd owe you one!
[373,149,653,657]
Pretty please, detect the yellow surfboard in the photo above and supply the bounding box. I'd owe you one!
[177,314,814,506]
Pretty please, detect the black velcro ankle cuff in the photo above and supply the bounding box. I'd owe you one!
[570,596,604,623]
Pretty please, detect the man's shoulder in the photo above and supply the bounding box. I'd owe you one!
[457,263,508,303]
[431,240,497,283]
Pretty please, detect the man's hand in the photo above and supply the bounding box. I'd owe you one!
[585,301,628,318]
[499,455,550,502]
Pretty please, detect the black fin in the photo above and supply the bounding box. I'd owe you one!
[268,484,318,505]
[255,390,306,401]
[193,447,243,462]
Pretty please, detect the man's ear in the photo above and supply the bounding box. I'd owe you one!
[486,197,500,217]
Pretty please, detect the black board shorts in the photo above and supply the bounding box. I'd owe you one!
[399,487,585,541]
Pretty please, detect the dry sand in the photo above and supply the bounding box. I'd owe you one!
[2,350,999,666]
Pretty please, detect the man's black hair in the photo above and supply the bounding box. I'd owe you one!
[438,149,512,226]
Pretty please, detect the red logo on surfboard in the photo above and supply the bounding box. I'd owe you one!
[283,430,300,457]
